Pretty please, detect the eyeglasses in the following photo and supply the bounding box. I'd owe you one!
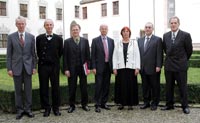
[145,26,152,29]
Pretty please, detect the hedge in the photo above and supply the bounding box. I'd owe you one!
[0,83,200,113]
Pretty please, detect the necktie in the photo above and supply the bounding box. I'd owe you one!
[172,32,175,43]
[19,33,24,47]
[144,37,150,52]
[75,38,79,44]
[102,37,109,62]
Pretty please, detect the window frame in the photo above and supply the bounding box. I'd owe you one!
[20,3,28,17]
[0,33,8,48]
[0,1,6,16]
[113,1,119,15]
[39,6,46,19]
[82,7,87,19]
[101,3,107,17]
[56,8,62,20]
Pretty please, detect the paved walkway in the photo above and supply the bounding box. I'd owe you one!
[0,104,200,123]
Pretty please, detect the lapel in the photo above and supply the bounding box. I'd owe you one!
[80,37,83,53]
[24,32,29,47]
[97,36,104,53]
[174,30,182,43]
[107,37,111,55]
[144,35,152,53]
[140,37,145,53]
[14,32,23,48]
[79,37,87,54]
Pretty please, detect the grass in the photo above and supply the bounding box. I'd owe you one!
[0,67,200,91]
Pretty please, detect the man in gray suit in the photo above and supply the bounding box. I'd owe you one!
[6,16,37,120]
[138,22,163,111]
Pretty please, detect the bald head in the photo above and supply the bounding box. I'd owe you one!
[44,19,54,34]
[99,24,108,36]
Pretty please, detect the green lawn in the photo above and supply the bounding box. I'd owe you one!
[0,67,199,91]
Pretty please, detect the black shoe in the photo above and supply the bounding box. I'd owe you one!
[183,107,190,114]
[118,105,124,110]
[140,103,150,109]
[43,109,51,117]
[161,106,174,110]
[151,105,157,111]
[16,112,23,120]
[68,106,75,113]
[24,111,34,118]
[53,110,61,116]
[82,106,90,111]
[101,104,111,110]
[95,106,101,113]
[128,106,133,110]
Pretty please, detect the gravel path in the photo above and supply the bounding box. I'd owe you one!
[0,104,200,123]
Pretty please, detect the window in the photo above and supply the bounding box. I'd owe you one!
[113,1,119,15]
[0,34,8,48]
[0,1,6,16]
[56,8,62,20]
[39,6,46,19]
[101,3,107,17]
[167,0,175,27]
[75,5,80,18]
[82,33,88,39]
[20,4,28,17]
[82,7,87,19]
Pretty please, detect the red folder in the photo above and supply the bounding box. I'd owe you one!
[83,62,89,75]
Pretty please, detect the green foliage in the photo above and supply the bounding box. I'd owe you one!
[1,83,200,112]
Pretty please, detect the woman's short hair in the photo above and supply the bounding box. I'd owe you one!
[121,26,131,38]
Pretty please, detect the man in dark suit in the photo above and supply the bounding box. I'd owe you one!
[138,22,163,111]
[6,16,37,120]
[36,19,63,117]
[161,16,193,114]
[91,24,114,113]
[63,23,91,113]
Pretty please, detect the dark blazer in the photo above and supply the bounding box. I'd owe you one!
[7,32,37,76]
[91,36,114,73]
[138,35,163,75]
[36,33,63,66]
[63,37,90,71]
[163,30,193,71]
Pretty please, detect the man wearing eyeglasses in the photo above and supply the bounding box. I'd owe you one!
[63,23,91,113]
[138,22,163,111]
[161,16,193,114]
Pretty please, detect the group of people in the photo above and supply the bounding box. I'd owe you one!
[6,15,193,120]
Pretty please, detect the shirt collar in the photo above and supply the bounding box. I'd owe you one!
[46,33,53,37]
[73,37,80,41]
[172,29,179,36]
[101,35,107,40]
[145,34,152,39]
[18,32,25,37]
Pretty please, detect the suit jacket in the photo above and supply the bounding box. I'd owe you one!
[138,35,163,74]
[163,30,193,71]
[91,36,114,73]
[63,37,90,72]
[36,33,63,66]
[113,39,140,70]
[6,32,37,76]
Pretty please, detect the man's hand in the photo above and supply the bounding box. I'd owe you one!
[92,69,96,75]
[32,69,37,75]
[8,70,13,77]
[156,67,161,72]
[65,70,70,77]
